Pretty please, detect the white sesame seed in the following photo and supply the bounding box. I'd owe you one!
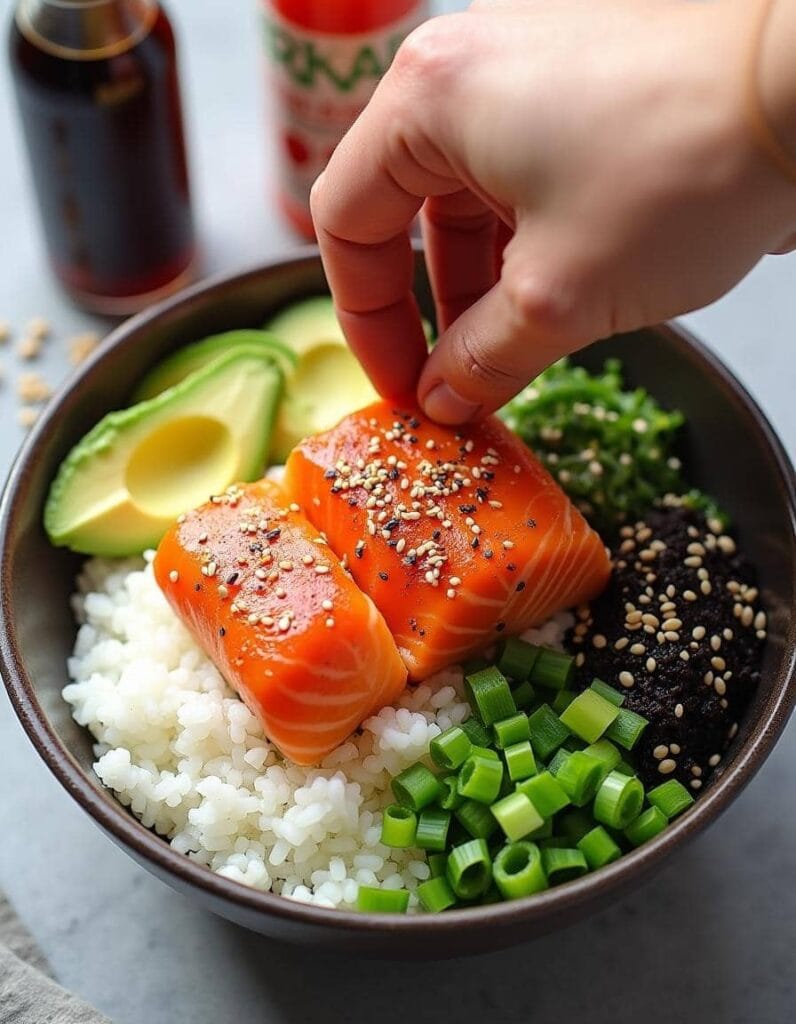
[446,589,456,599]
[714,679,727,696]
[592,634,607,649]
[614,637,629,651]
[662,618,682,631]
[646,657,657,673]
[630,643,646,656]
[717,535,736,554]
[279,560,293,572]
[684,556,702,568]
[690,779,702,790]
[700,580,712,595]
[692,626,706,640]
[711,656,726,671]
[653,744,669,759]
[710,635,722,651]
[168,570,179,583]
[674,703,684,718]
[325,617,335,628]
[322,599,333,611]
[728,723,739,739]
[754,611,767,630]
[302,554,315,565]
[278,616,291,632]
[315,565,330,575]
[708,754,721,767]
[658,759,677,775]
[680,650,690,662]
[619,671,635,688]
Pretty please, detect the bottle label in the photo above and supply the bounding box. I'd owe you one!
[262,4,426,219]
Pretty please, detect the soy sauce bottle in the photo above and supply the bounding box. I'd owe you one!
[9,0,195,314]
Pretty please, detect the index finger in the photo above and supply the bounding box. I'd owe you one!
[310,55,464,399]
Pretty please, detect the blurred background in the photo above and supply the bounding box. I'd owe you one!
[0,2,793,1023]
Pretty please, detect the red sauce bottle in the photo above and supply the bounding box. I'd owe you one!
[9,0,195,315]
[263,0,428,239]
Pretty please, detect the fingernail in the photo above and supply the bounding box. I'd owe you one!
[422,381,481,425]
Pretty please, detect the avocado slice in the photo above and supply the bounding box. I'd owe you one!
[131,329,295,403]
[45,348,283,557]
[265,296,379,462]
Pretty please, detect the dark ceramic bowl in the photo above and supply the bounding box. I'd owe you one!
[1,250,794,958]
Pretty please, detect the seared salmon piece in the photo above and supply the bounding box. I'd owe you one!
[153,479,407,765]
[284,401,610,680]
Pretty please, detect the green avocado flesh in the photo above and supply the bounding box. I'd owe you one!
[265,296,378,462]
[131,330,295,403]
[44,349,283,556]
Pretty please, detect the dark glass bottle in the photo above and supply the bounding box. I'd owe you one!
[9,0,195,314]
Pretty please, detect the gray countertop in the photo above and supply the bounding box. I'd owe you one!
[0,2,793,1021]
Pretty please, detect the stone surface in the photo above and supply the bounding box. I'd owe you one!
[0,1,793,1022]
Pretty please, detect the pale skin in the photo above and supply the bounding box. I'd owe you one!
[311,0,796,424]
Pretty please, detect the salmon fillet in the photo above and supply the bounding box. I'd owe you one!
[284,401,611,680]
[153,479,407,765]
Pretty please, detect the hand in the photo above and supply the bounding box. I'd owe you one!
[311,0,796,424]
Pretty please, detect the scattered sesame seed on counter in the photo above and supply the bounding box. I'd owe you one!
[566,506,765,789]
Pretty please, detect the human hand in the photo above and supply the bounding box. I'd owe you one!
[311,0,796,424]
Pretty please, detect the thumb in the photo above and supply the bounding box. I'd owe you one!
[417,252,595,424]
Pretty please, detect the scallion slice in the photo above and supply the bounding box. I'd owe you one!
[593,771,645,829]
[577,825,622,869]
[555,751,604,807]
[541,846,589,884]
[428,852,448,878]
[416,875,457,913]
[605,707,649,750]
[415,808,452,851]
[380,804,417,848]
[547,747,571,776]
[455,798,498,839]
[647,779,695,819]
[529,648,575,691]
[558,808,596,844]
[497,636,540,680]
[438,775,465,811]
[559,689,620,743]
[492,712,531,749]
[583,738,622,782]
[465,666,517,725]
[457,754,504,804]
[470,745,500,761]
[430,726,473,771]
[357,886,409,913]
[590,678,626,707]
[391,763,443,811]
[552,690,576,715]
[624,805,669,846]
[504,740,537,782]
[511,680,536,711]
[515,770,570,818]
[527,703,570,760]
[460,717,491,747]
[446,839,493,900]
[491,791,544,841]
[493,841,548,899]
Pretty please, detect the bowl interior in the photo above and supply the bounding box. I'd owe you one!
[2,251,794,955]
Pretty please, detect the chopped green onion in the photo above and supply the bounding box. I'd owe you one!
[555,751,605,807]
[605,707,649,750]
[391,763,443,811]
[594,771,645,829]
[584,738,622,782]
[647,779,695,819]
[616,758,637,776]
[551,690,576,715]
[455,798,499,839]
[527,816,554,839]
[446,839,493,900]
[416,875,457,913]
[492,712,530,749]
[465,666,517,725]
[558,808,596,843]
[380,804,417,848]
[547,747,571,776]
[590,678,626,707]
[460,716,491,747]
[491,791,544,841]
[458,754,504,804]
[562,735,584,752]
[493,842,548,899]
[357,886,409,913]
[559,689,620,743]
[529,648,575,690]
[504,740,537,781]
[470,745,500,761]
[430,726,473,770]
[428,853,448,878]
[577,826,622,869]
[516,770,570,817]
[415,808,452,851]
[541,846,589,883]
[624,806,669,846]
[511,680,536,711]
[438,775,464,811]
[538,835,572,849]
[497,637,540,680]
[527,703,570,760]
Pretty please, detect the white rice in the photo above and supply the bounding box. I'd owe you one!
[64,554,570,911]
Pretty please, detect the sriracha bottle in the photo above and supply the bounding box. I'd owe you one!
[263,0,428,238]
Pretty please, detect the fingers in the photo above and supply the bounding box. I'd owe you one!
[421,190,501,333]
[418,233,595,422]
[311,17,473,400]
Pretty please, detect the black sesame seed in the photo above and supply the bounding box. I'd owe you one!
[378,571,389,581]
[484,550,494,559]
[194,583,202,592]
[476,487,488,502]
[419,628,426,638]
[459,504,476,514]
[388,468,399,480]
[266,529,281,540]
[516,581,526,592]
[404,554,417,566]
[527,519,537,528]
[324,469,336,480]
[481,471,495,481]
[496,622,506,632]
[219,627,226,637]
[507,563,516,572]
[384,518,400,532]
[348,497,358,507]
[432,529,441,541]
[226,572,239,585]
[409,417,421,429]
[471,537,480,549]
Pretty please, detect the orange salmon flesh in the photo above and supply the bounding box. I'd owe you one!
[285,401,611,681]
[154,479,407,765]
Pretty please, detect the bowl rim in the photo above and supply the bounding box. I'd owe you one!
[1,249,795,937]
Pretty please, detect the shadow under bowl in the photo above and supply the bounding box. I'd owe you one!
[1,249,794,958]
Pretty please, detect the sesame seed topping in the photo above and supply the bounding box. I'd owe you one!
[674,703,684,718]
[653,745,669,759]
[168,570,179,583]
[619,671,635,688]
[708,754,721,767]
[315,565,330,575]
[658,759,677,775]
